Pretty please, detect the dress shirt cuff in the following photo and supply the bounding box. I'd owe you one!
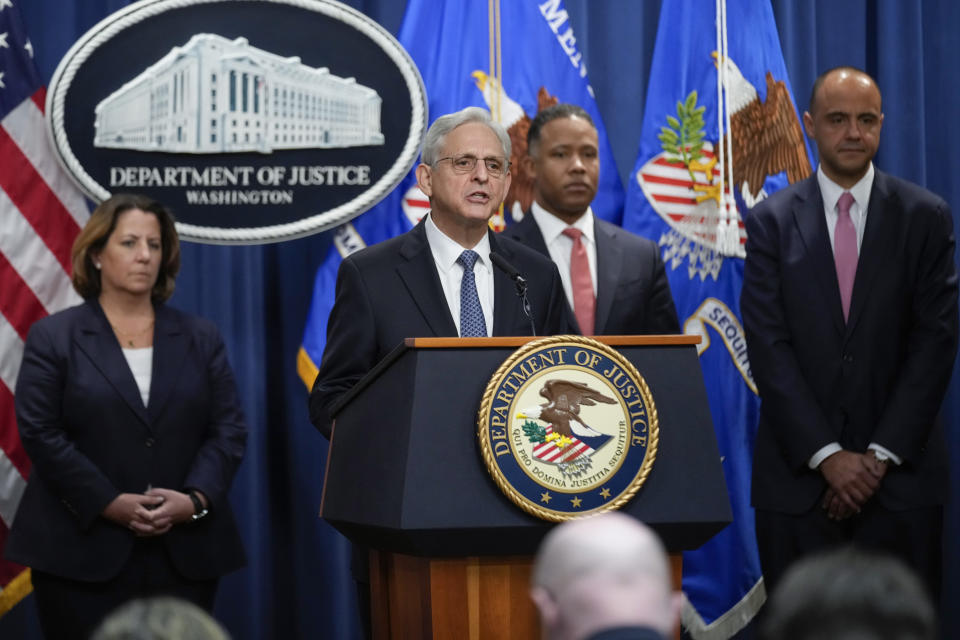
[809,443,843,469]
[868,443,902,466]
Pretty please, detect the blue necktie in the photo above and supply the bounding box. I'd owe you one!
[457,250,486,337]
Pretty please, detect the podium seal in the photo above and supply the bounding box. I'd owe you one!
[477,336,658,521]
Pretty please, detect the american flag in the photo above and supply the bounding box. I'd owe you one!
[0,1,90,615]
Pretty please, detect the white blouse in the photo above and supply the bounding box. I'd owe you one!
[121,346,153,407]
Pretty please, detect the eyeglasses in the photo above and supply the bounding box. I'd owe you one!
[435,155,510,178]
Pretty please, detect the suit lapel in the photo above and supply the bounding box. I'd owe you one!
[396,220,458,336]
[593,220,621,334]
[845,172,896,336]
[74,300,150,428]
[792,178,846,335]
[147,305,191,424]
[489,232,526,336]
[514,213,551,256]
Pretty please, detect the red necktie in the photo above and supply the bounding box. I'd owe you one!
[562,227,596,335]
[834,191,857,321]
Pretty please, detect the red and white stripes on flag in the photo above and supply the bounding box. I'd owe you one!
[0,87,90,614]
[532,425,595,464]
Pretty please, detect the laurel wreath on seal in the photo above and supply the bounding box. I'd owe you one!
[521,420,547,443]
[476,335,660,522]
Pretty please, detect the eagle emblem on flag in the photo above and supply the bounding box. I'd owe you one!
[636,54,810,279]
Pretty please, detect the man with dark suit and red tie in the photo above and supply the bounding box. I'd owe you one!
[741,67,958,600]
[504,104,679,336]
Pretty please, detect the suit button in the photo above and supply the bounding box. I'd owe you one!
[842,354,854,363]
[145,437,155,448]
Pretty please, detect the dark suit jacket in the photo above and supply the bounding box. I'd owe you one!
[309,218,575,437]
[8,300,247,582]
[586,627,667,640]
[741,171,958,514]
[504,213,679,335]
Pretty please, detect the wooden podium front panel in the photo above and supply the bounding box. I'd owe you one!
[369,552,538,639]
[369,551,683,639]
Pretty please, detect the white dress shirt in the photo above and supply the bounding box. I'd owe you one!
[424,213,494,337]
[529,201,597,310]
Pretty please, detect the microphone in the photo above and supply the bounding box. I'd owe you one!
[489,252,536,336]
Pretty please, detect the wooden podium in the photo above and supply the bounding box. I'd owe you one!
[320,336,731,639]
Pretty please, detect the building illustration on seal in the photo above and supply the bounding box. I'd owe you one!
[93,33,384,154]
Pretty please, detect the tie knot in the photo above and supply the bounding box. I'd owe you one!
[837,192,855,217]
[458,249,480,271]
[562,227,582,241]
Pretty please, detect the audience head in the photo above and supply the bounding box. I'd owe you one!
[531,512,679,640]
[760,546,936,640]
[91,597,231,640]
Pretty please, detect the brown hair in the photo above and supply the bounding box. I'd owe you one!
[71,193,181,302]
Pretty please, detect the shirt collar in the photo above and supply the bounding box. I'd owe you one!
[530,201,595,244]
[817,162,875,213]
[424,213,492,271]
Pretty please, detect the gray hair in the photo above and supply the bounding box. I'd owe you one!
[91,597,231,640]
[421,106,511,166]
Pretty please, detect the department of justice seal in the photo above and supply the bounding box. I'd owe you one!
[477,336,658,521]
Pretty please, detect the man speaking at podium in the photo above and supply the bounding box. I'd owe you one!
[310,107,573,438]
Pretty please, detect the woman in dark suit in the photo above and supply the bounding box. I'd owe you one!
[8,194,247,639]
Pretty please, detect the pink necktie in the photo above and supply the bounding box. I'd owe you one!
[834,191,857,321]
[562,227,596,335]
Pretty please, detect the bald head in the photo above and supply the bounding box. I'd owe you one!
[803,66,883,188]
[533,512,670,589]
[531,513,678,640]
[808,66,881,116]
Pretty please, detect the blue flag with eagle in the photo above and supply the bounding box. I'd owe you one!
[622,0,812,637]
[299,0,624,388]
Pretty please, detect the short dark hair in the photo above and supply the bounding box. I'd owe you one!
[71,193,181,303]
[808,66,881,115]
[527,103,596,155]
[760,547,936,640]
